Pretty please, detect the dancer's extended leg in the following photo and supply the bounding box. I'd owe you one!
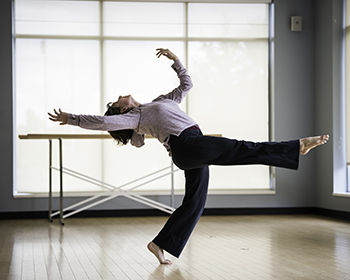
[170,130,300,170]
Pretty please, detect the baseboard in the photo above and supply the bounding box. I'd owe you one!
[314,208,350,221]
[202,207,316,216]
[0,207,349,221]
[0,209,169,220]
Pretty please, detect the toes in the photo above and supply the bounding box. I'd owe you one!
[162,259,172,265]
[321,135,329,144]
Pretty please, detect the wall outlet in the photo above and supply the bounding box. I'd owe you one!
[291,16,302,31]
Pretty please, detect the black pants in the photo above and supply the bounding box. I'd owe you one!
[152,129,300,258]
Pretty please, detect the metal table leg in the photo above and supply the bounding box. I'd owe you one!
[49,139,53,222]
[59,138,64,225]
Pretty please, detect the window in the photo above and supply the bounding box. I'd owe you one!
[14,0,270,194]
[346,0,350,192]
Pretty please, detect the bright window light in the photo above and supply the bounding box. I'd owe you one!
[14,0,270,194]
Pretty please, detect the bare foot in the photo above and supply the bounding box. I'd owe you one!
[300,135,329,155]
[147,242,172,265]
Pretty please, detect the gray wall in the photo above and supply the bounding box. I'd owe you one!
[1,0,349,214]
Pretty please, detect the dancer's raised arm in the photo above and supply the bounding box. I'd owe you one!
[153,48,193,103]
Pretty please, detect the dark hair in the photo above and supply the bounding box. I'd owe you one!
[104,103,133,145]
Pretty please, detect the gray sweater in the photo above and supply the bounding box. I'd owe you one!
[67,60,197,150]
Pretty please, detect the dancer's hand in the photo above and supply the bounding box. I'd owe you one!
[48,108,68,125]
[156,48,179,61]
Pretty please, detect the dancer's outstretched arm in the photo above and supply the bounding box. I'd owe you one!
[48,108,138,131]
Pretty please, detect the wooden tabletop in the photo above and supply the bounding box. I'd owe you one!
[19,133,222,140]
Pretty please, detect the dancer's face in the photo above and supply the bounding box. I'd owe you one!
[111,95,135,113]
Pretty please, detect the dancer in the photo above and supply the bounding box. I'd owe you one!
[48,48,329,265]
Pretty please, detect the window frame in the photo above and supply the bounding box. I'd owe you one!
[343,0,350,196]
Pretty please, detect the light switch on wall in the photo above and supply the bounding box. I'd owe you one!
[291,16,302,31]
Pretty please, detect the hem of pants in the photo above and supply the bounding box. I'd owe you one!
[152,233,187,258]
[283,139,300,170]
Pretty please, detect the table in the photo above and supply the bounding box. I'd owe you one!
[19,133,221,225]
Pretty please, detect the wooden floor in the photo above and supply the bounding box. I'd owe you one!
[1,215,350,280]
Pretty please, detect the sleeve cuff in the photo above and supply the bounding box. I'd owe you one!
[171,59,184,72]
[67,114,79,126]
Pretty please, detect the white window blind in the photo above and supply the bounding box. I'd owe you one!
[15,0,270,194]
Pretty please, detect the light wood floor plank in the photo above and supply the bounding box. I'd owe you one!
[1,215,350,279]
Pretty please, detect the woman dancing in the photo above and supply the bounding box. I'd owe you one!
[48,48,329,264]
